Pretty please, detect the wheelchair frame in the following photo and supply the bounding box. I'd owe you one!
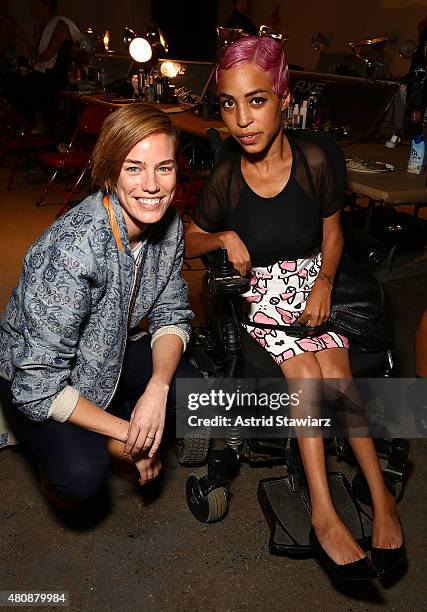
[178,247,410,557]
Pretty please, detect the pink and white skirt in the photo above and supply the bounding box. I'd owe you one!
[241,252,349,365]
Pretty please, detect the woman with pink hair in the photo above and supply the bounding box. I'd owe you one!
[185,35,403,581]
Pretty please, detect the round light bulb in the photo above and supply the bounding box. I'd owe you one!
[160,61,181,78]
[129,37,152,63]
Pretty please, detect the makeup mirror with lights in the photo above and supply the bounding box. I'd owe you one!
[153,58,215,105]
[123,27,137,46]
[216,26,246,51]
[349,35,396,78]
[129,38,152,63]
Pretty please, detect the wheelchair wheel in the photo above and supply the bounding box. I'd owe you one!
[186,467,228,522]
[176,428,210,466]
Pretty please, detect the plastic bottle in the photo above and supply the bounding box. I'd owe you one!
[96,68,107,90]
[306,92,323,129]
[292,104,300,129]
[146,76,155,103]
[131,75,139,98]
[407,134,427,174]
[138,69,145,99]
[301,99,308,129]
[283,102,294,129]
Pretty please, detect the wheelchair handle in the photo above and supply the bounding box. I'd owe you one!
[214,248,237,278]
[206,248,250,295]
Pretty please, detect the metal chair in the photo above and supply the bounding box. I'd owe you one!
[35,103,114,213]
[0,97,57,190]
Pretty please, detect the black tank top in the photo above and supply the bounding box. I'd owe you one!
[192,132,344,265]
[228,141,322,266]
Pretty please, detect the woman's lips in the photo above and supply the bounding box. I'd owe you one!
[238,133,261,145]
[134,197,162,210]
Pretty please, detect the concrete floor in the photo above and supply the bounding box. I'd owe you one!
[0,165,426,611]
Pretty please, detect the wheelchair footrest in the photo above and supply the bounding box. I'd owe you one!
[257,472,372,558]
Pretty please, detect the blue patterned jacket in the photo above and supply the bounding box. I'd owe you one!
[0,192,193,422]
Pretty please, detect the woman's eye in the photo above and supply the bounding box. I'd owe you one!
[158,166,174,173]
[126,166,140,173]
[221,99,234,110]
[251,96,267,106]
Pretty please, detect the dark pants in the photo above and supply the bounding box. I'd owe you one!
[0,336,202,499]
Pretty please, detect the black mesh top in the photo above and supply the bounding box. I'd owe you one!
[192,132,345,266]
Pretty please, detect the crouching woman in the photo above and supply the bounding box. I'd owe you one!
[0,103,199,510]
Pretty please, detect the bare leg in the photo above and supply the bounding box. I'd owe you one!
[315,348,403,549]
[415,307,427,377]
[280,352,366,565]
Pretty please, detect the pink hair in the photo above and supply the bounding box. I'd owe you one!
[215,36,289,99]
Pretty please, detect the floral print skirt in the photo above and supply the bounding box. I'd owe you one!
[241,252,349,366]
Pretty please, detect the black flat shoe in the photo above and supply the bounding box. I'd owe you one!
[371,544,405,578]
[310,528,378,581]
[372,512,405,578]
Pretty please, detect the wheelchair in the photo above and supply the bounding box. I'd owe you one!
[177,242,410,558]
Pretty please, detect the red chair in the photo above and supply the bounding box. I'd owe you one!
[35,103,114,212]
[0,97,58,190]
[172,153,207,217]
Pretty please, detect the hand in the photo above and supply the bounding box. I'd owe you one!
[219,231,251,276]
[298,279,332,327]
[124,380,168,458]
[133,452,162,486]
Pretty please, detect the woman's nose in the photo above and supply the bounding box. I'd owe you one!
[236,105,253,128]
[140,170,159,193]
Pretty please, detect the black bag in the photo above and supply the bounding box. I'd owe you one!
[328,254,394,352]
[242,254,394,353]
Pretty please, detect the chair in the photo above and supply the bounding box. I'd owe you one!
[206,127,239,167]
[172,152,207,218]
[0,97,58,190]
[35,103,114,212]
[179,248,409,554]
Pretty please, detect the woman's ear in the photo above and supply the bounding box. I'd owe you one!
[281,92,291,112]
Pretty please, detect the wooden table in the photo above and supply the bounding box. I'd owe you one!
[72,94,225,138]
[340,141,427,232]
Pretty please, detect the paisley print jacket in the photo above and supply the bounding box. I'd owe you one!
[0,192,193,422]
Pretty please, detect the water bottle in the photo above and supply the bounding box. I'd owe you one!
[407,134,427,174]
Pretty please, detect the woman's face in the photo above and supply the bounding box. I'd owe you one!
[115,132,177,239]
[218,63,287,155]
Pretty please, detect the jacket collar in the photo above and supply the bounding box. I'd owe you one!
[102,192,134,256]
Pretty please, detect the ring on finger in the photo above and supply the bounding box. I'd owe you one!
[146,434,155,440]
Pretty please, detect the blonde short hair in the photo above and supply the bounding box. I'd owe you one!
[91,103,180,193]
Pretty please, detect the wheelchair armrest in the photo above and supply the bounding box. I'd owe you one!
[343,226,388,266]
